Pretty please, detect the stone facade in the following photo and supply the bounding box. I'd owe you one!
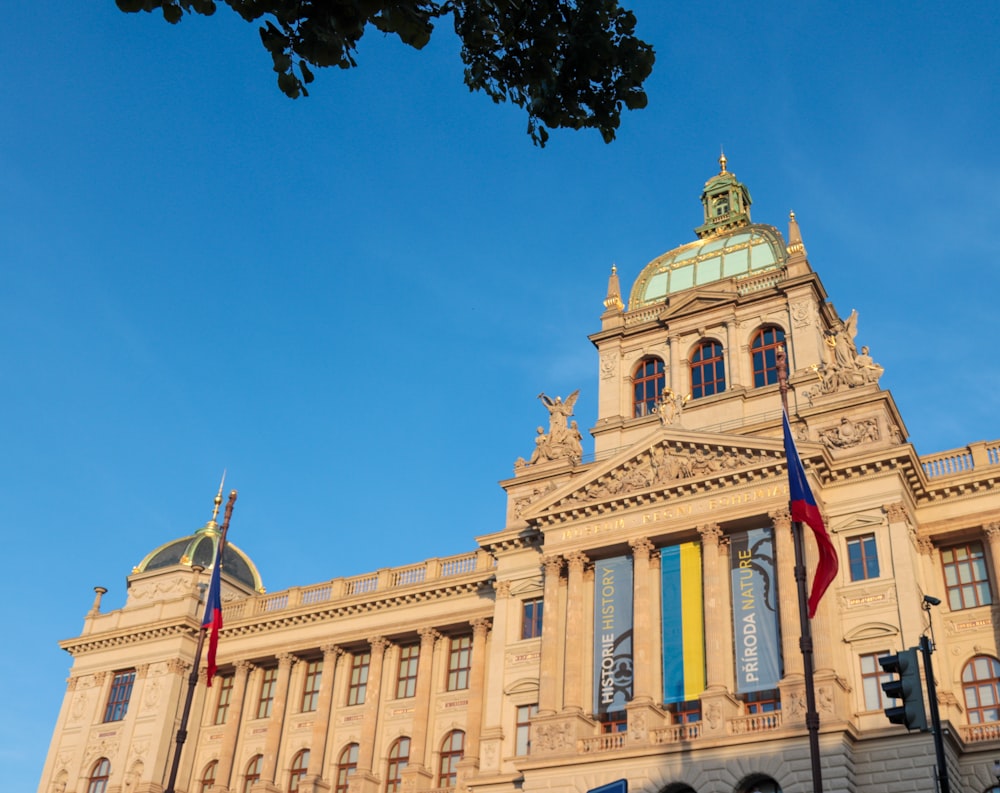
[39,161,1000,793]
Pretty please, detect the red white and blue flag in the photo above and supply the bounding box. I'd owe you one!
[782,411,839,618]
[202,548,224,686]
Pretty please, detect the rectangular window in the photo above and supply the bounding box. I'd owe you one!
[301,660,322,712]
[942,541,993,610]
[860,652,892,711]
[214,673,234,724]
[668,700,701,724]
[257,667,278,719]
[847,534,880,581]
[600,713,628,733]
[103,669,136,722]
[515,704,537,755]
[447,635,472,691]
[521,598,543,640]
[396,645,419,699]
[743,690,780,714]
[347,652,370,706]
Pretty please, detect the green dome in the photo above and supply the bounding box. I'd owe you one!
[133,520,264,593]
[628,223,787,309]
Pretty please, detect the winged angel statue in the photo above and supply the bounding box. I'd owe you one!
[520,390,584,466]
[807,309,884,397]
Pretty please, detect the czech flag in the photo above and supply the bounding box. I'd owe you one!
[782,411,839,618]
[202,549,224,686]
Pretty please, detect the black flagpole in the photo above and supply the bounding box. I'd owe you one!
[776,346,824,792]
[164,489,237,793]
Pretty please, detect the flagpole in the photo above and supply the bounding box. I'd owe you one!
[164,488,238,793]
[776,346,825,793]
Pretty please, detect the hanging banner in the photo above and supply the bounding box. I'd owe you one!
[730,528,782,693]
[661,542,705,704]
[593,555,633,714]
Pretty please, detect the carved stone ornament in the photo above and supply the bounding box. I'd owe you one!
[128,577,184,602]
[803,310,884,399]
[492,579,512,598]
[518,391,584,468]
[533,719,574,753]
[513,483,557,518]
[884,503,909,525]
[556,440,775,509]
[818,416,879,449]
[600,353,617,380]
[790,300,813,328]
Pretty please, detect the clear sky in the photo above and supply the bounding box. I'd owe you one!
[3,2,998,788]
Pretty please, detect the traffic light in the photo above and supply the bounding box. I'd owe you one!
[879,648,928,731]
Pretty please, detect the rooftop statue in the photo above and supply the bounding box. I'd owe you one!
[805,310,884,399]
[515,391,583,468]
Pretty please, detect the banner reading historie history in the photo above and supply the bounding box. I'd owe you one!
[593,555,633,714]
[661,542,706,704]
[729,528,782,693]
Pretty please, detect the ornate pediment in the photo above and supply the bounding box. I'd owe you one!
[830,512,884,535]
[657,288,736,322]
[517,425,802,523]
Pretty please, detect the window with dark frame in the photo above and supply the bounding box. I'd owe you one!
[847,534,880,581]
[447,635,472,691]
[87,758,111,793]
[385,737,410,793]
[347,652,370,706]
[103,669,136,722]
[668,699,702,724]
[515,703,537,755]
[963,655,1000,723]
[942,541,993,610]
[690,341,726,398]
[288,749,310,793]
[632,357,666,417]
[214,673,234,725]
[438,730,465,788]
[301,659,322,712]
[521,598,543,640]
[750,326,786,387]
[743,689,781,714]
[860,652,892,711]
[199,761,218,793]
[243,755,263,793]
[600,712,628,733]
[335,743,359,793]
[396,644,419,699]
[257,667,278,719]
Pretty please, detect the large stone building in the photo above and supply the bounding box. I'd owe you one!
[40,159,1000,793]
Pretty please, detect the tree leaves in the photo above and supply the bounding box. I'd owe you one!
[115,0,655,145]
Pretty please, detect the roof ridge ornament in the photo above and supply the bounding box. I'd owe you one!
[695,153,752,239]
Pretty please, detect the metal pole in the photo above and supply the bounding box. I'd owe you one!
[920,634,950,793]
[164,489,237,793]
[776,346,825,793]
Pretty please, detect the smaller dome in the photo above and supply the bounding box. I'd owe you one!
[133,520,264,593]
[628,224,787,309]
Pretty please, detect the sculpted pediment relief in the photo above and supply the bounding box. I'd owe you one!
[516,426,797,522]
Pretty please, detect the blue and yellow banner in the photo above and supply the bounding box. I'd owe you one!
[661,542,705,703]
[729,528,782,692]
[593,556,633,714]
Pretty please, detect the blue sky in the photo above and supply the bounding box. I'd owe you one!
[3,2,998,788]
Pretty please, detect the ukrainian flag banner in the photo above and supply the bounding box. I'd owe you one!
[661,542,705,703]
[730,528,782,692]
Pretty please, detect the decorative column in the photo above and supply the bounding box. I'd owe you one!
[455,618,492,786]
[216,661,252,792]
[260,653,297,788]
[669,334,682,394]
[538,556,563,715]
[562,551,589,712]
[478,581,511,775]
[985,522,1000,600]
[401,628,440,789]
[629,538,656,702]
[696,524,739,735]
[355,637,390,775]
[303,645,344,793]
[724,317,741,388]
[770,509,803,679]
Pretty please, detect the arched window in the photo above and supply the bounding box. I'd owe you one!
[288,749,309,793]
[963,655,1000,723]
[690,341,725,398]
[335,743,359,793]
[87,758,111,793]
[438,730,465,788]
[385,737,410,793]
[632,357,665,417]
[199,760,218,793]
[243,755,263,793]
[750,326,786,387]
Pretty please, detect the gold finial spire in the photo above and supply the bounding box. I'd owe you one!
[719,147,727,174]
[209,471,226,526]
[604,263,623,311]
